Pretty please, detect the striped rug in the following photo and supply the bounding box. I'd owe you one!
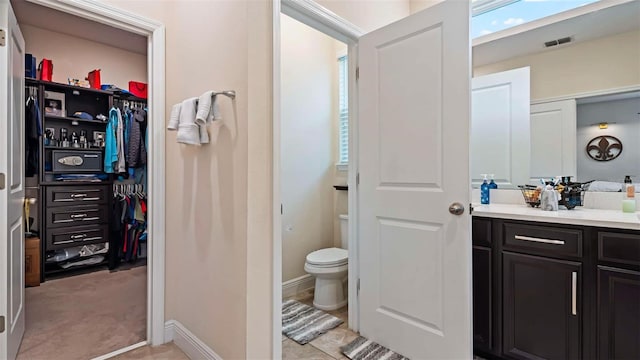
[341,336,410,360]
[282,299,344,344]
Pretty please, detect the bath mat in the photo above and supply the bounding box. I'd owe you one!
[282,299,343,344]
[341,336,410,360]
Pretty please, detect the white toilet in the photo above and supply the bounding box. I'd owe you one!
[304,214,349,311]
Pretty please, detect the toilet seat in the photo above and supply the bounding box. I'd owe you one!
[306,247,348,267]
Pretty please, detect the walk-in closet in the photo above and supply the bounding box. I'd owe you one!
[13,0,150,358]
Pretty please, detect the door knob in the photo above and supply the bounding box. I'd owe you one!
[449,202,465,215]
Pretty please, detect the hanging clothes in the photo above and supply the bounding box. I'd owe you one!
[127,108,147,168]
[110,185,148,266]
[25,95,42,177]
[104,108,119,173]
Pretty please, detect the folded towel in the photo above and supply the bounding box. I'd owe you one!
[176,98,200,145]
[196,91,222,125]
[167,103,181,130]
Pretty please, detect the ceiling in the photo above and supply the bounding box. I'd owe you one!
[473,0,640,67]
[11,0,147,55]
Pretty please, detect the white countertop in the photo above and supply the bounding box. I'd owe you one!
[472,203,640,230]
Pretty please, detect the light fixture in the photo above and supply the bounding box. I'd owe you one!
[599,122,608,129]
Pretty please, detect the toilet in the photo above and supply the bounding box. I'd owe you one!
[304,214,349,311]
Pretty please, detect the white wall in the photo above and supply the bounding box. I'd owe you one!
[576,97,640,182]
[318,0,411,32]
[20,24,147,89]
[474,30,640,101]
[281,15,338,282]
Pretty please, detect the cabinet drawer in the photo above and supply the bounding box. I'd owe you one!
[598,231,640,267]
[45,225,108,251]
[46,186,108,207]
[46,204,108,228]
[503,222,583,258]
[473,218,492,247]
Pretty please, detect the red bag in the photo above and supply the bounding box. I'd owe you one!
[38,59,53,82]
[87,69,101,89]
[129,81,147,99]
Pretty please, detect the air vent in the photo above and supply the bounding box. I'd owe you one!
[544,36,573,48]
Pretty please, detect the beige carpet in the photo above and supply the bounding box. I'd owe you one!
[17,266,147,360]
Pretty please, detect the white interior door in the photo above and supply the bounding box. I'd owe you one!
[471,67,530,188]
[530,99,577,182]
[0,1,26,359]
[357,1,472,358]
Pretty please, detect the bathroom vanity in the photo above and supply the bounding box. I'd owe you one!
[471,205,640,360]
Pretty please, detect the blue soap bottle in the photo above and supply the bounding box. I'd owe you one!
[481,174,490,204]
[489,174,498,190]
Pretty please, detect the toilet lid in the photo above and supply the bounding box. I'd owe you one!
[306,248,348,267]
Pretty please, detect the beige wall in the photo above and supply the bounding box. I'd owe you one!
[474,30,640,101]
[281,15,338,282]
[20,24,146,88]
[409,0,444,14]
[318,0,410,32]
[97,0,259,358]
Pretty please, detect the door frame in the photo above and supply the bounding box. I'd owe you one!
[24,0,167,348]
[273,0,363,358]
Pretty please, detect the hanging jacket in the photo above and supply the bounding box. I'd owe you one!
[25,97,41,177]
[127,109,147,167]
[104,108,119,173]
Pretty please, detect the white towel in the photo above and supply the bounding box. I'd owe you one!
[196,91,222,125]
[167,103,182,130]
[176,98,201,145]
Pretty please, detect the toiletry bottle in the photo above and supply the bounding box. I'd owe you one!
[481,174,490,205]
[489,174,498,190]
[622,175,636,213]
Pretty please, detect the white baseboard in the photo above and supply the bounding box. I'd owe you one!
[282,274,315,299]
[91,341,147,360]
[164,320,222,360]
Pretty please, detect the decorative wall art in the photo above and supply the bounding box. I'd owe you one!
[586,135,623,161]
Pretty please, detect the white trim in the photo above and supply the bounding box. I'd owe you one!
[281,0,364,43]
[89,342,147,360]
[164,320,223,360]
[272,1,282,359]
[275,0,363,357]
[27,0,167,347]
[473,0,635,46]
[336,163,348,172]
[530,85,640,105]
[282,274,315,299]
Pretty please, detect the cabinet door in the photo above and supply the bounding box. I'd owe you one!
[473,246,492,353]
[503,252,581,360]
[597,266,640,360]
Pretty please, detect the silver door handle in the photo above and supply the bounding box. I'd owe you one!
[514,235,565,245]
[572,272,577,316]
[449,202,465,215]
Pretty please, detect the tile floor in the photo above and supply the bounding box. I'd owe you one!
[283,290,358,360]
[112,342,189,360]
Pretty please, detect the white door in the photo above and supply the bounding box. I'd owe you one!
[530,99,577,182]
[358,1,472,358]
[0,1,26,359]
[471,67,530,188]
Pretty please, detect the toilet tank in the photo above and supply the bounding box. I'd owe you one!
[339,214,349,250]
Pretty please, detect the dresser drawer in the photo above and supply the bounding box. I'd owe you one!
[503,222,583,258]
[598,231,640,267]
[46,204,108,228]
[45,225,109,251]
[46,186,108,207]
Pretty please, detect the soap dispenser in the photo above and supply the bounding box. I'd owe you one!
[622,175,636,213]
[489,174,498,190]
[480,174,490,205]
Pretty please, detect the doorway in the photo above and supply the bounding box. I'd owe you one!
[0,0,166,358]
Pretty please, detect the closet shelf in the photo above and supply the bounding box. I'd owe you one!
[44,146,104,151]
[45,115,108,124]
[39,80,113,95]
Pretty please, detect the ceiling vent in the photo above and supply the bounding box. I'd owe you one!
[544,36,573,48]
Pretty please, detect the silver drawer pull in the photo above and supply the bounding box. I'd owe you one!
[514,235,565,245]
[70,213,88,219]
[70,193,88,198]
[70,233,87,239]
[55,240,74,244]
[572,272,577,316]
[81,197,100,201]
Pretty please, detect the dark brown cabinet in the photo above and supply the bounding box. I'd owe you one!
[503,252,581,360]
[473,246,493,353]
[473,217,640,360]
[597,266,640,360]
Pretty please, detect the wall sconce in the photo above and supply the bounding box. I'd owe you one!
[598,122,608,129]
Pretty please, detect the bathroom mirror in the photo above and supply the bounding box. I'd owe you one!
[471,0,640,190]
